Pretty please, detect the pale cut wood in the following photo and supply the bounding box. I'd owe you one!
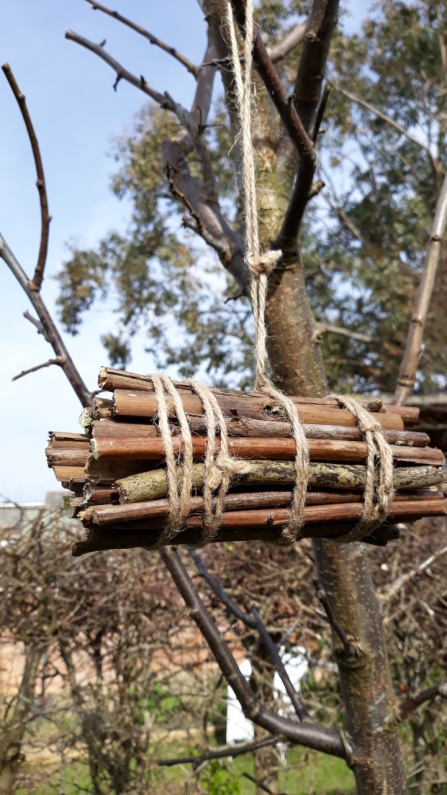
[53,465,85,483]
[113,389,404,430]
[90,436,445,466]
[117,462,447,504]
[46,448,89,468]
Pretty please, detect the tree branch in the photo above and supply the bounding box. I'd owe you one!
[187,547,256,628]
[267,23,306,64]
[0,234,91,406]
[12,356,66,382]
[275,0,340,253]
[251,606,310,722]
[394,169,447,404]
[330,82,440,179]
[314,578,359,659]
[314,324,376,344]
[160,548,345,758]
[381,544,447,604]
[84,0,200,78]
[158,736,281,767]
[230,0,315,170]
[65,30,169,105]
[387,683,447,728]
[2,64,51,292]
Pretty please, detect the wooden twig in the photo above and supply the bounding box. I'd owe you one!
[381,544,447,604]
[187,548,256,628]
[312,84,331,143]
[160,548,345,757]
[314,578,359,658]
[84,0,200,78]
[158,736,281,767]
[242,771,287,795]
[12,356,66,382]
[386,682,447,728]
[2,64,51,292]
[251,606,310,722]
[330,82,440,180]
[394,170,447,405]
[0,235,91,406]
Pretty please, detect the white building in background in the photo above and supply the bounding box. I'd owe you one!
[226,647,309,745]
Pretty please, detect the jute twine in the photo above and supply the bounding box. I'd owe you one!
[145,0,394,547]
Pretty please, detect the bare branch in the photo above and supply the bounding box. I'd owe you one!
[314,324,376,344]
[230,0,315,171]
[314,578,359,658]
[330,81,440,179]
[187,547,256,628]
[243,771,286,795]
[12,356,66,382]
[84,0,200,78]
[23,310,47,338]
[312,84,331,143]
[191,29,217,125]
[387,682,447,728]
[267,23,306,63]
[160,547,345,758]
[66,30,169,105]
[251,606,310,722]
[381,544,447,604]
[0,234,91,406]
[275,1,340,252]
[394,170,447,405]
[158,736,281,767]
[2,64,51,292]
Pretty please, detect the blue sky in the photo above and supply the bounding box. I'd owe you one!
[0,1,368,501]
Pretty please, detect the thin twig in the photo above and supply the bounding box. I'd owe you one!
[381,544,447,604]
[165,163,205,236]
[187,548,256,628]
[330,82,440,179]
[251,606,310,722]
[386,682,447,728]
[84,0,200,78]
[158,736,281,767]
[12,356,66,382]
[0,234,91,407]
[243,770,287,795]
[2,64,51,292]
[312,84,331,143]
[160,548,345,758]
[314,578,358,658]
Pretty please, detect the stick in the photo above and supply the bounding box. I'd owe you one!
[116,462,447,503]
[89,489,442,527]
[112,389,405,430]
[90,435,445,466]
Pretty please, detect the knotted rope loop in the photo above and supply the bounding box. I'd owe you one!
[330,395,394,543]
[247,250,282,278]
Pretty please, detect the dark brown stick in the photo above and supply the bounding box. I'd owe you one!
[84,0,200,77]
[2,64,51,291]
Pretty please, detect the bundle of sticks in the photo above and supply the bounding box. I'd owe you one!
[46,368,447,556]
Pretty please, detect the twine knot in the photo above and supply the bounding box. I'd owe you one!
[248,250,282,278]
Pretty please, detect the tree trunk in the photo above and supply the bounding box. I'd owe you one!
[266,266,407,794]
[0,645,41,795]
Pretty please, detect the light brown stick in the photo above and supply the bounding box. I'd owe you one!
[116,462,447,504]
[90,436,445,466]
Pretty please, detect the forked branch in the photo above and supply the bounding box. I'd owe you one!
[84,0,200,78]
[161,547,345,758]
[0,235,91,406]
[2,64,51,292]
[387,682,447,728]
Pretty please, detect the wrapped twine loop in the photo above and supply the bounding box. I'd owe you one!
[146,0,394,549]
[330,395,394,542]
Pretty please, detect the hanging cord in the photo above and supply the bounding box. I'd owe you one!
[226,0,309,543]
